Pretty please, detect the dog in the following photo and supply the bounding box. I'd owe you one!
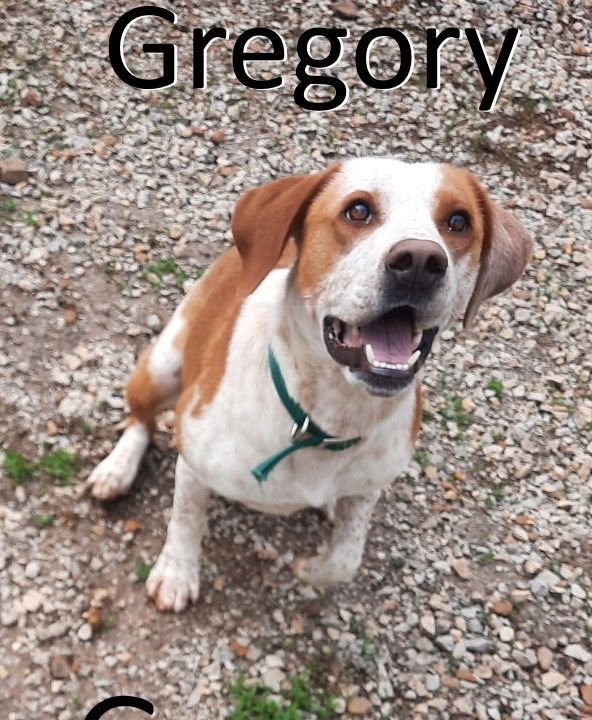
[86,157,532,612]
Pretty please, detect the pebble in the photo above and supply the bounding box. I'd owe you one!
[451,558,472,580]
[168,224,184,240]
[564,644,592,663]
[22,591,43,613]
[146,314,162,332]
[530,570,561,596]
[347,696,372,715]
[513,649,537,668]
[537,647,554,670]
[77,623,93,642]
[541,671,565,690]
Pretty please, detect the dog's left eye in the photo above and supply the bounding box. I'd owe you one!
[448,212,470,232]
[345,201,373,223]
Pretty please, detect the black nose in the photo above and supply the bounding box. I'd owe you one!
[385,239,448,293]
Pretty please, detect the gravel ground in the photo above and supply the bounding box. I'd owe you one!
[1,1,592,718]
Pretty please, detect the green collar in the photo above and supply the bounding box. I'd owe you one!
[251,347,362,483]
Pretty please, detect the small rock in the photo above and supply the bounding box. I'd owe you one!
[64,307,77,325]
[541,670,565,690]
[524,557,543,575]
[420,613,436,636]
[333,698,346,714]
[425,673,440,692]
[564,644,592,663]
[123,518,140,533]
[581,685,592,706]
[456,669,478,683]
[537,646,553,670]
[499,626,514,643]
[453,697,474,715]
[22,590,43,613]
[168,224,184,240]
[514,308,531,323]
[332,0,358,18]
[21,88,42,107]
[347,696,372,715]
[451,558,471,579]
[146,314,161,332]
[435,635,455,653]
[530,569,560,596]
[25,560,40,579]
[512,649,537,668]
[491,601,513,617]
[50,655,70,679]
[87,606,102,630]
[77,623,93,641]
[0,156,31,185]
[573,42,589,56]
[1,609,18,627]
[262,667,284,693]
[210,130,226,145]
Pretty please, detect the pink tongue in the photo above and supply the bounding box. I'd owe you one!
[360,310,414,364]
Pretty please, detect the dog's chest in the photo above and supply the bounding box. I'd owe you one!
[179,338,416,513]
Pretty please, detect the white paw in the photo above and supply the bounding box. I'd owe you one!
[146,550,200,612]
[292,554,359,587]
[85,456,137,500]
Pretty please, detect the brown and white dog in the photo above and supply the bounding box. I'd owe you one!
[87,157,532,612]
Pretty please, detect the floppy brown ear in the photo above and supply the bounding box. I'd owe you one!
[232,165,339,295]
[463,196,533,327]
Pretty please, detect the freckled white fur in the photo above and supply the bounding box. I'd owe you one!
[180,269,416,513]
[89,157,486,612]
[316,158,477,333]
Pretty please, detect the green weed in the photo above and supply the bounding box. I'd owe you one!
[3,449,37,484]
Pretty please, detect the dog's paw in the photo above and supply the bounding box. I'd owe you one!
[291,554,358,587]
[85,456,137,500]
[146,550,200,612]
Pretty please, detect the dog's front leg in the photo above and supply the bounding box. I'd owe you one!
[146,457,209,612]
[292,491,380,587]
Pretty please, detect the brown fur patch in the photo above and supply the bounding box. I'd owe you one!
[411,382,423,445]
[296,188,377,297]
[433,165,488,271]
[173,240,301,449]
[233,166,340,296]
[174,248,244,415]
[437,166,532,327]
[126,347,168,434]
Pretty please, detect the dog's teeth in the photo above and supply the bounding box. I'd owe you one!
[365,344,377,365]
[409,349,421,366]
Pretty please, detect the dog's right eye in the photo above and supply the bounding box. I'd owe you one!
[345,201,373,223]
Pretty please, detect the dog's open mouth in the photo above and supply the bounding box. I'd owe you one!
[323,306,438,393]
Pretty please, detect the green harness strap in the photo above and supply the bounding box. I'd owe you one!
[251,348,362,483]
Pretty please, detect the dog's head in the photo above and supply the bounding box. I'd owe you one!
[232,157,533,396]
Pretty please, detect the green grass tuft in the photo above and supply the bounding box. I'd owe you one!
[230,672,335,720]
[3,449,37,484]
[142,257,188,288]
[413,448,429,470]
[32,512,55,529]
[486,378,504,399]
[478,550,495,565]
[440,397,473,430]
[40,449,79,485]
[134,559,152,583]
